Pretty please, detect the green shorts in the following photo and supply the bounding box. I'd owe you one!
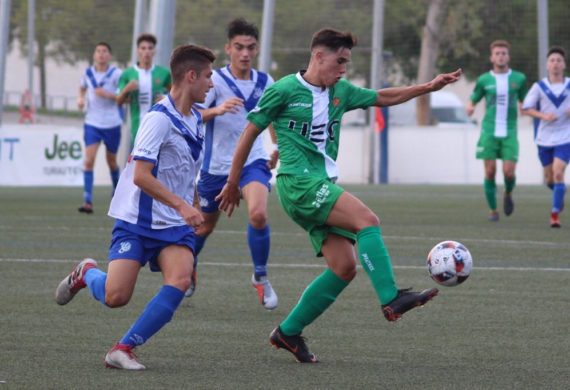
[476,132,519,161]
[276,174,355,257]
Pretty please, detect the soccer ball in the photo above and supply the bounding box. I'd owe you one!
[426,240,472,286]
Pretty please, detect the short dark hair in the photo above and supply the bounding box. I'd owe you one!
[95,42,112,53]
[490,40,510,52]
[170,44,216,84]
[310,28,357,51]
[547,46,566,60]
[137,33,157,47]
[227,18,259,41]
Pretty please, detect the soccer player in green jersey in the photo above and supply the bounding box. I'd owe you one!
[466,40,528,221]
[217,28,461,363]
[117,33,172,144]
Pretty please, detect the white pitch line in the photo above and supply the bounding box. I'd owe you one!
[1,226,567,248]
[0,258,568,272]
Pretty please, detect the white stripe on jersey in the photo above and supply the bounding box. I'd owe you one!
[108,96,204,229]
[492,70,510,138]
[201,67,274,175]
[295,73,339,179]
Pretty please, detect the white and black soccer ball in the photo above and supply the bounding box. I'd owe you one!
[426,240,472,287]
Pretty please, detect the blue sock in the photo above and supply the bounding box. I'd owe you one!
[119,285,185,347]
[84,268,107,304]
[552,183,566,213]
[110,169,120,193]
[547,182,554,191]
[83,170,94,204]
[247,224,270,277]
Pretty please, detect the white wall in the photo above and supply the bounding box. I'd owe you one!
[335,122,548,185]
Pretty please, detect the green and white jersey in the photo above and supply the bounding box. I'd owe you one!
[118,64,171,140]
[247,72,377,180]
[470,69,527,137]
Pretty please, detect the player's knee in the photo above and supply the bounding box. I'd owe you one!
[553,172,565,182]
[166,275,192,292]
[362,211,380,227]
[248,209,267,229]
[333,263,357,282]
[105,291,130,308]
[84,159,95,170]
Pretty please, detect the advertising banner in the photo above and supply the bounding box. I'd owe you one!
[1,124,91,186]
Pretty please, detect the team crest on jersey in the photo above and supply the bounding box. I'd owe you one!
[118,241,132,254]
[253,87,263,99]
[511,82,519,89]
[332,98,341,107]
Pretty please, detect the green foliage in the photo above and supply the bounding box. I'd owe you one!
[11,0,133,66]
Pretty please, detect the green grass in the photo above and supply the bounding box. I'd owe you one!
[0,185,569,389]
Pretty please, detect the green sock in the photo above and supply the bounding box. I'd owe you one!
[484,179,497,210]
[280,268,348,336]
[505,176,516,194]
[356,226,398,305]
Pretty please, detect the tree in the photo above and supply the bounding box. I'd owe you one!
[11,0,133,108]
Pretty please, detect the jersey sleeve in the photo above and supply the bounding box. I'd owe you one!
[117,70,131,94]
[132,112,170,164]
[247,84,285,130]
[345,82,378,111]
[470,77,485,103]
[521,83,540,110]
[518,74,529,102]
[112,68,123,88]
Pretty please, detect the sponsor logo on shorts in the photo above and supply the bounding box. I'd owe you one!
[312,183,330,209]
[199,197,209,208]
[118,241,132,254]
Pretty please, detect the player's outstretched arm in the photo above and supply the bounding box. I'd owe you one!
[200,97,244,122]
[133,160,204,228]
[216,122,262,217]
[375,68,462,107]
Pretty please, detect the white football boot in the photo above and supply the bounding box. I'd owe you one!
[105,344,146,370]
[251,274,278,310]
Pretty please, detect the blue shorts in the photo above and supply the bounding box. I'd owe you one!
[197,159,272,213]
[84,124,121,154]
[537,142,570,167]
[108,220,196,272]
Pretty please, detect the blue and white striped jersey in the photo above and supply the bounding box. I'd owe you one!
[522,77,570,147]
[200,66,274,175]
[108,95,204,230]
[80,66,123,128]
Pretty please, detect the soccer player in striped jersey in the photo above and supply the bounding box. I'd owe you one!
[55,44,215,370]
[217,28,461,363]
[77,42,122,214]
[467,40,528,222]
[186,19,279,310]
[522,46,570,228]
[117,33,172,146]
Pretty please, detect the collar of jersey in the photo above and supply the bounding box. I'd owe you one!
[134,63,156,73]
[296,72,328,93]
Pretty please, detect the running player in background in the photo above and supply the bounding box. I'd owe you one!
[77,42,122,214]
[55,44,215,370]
[467,40,528,222]
[217,28,461,363]
[522,46,570,228]
[117,33,171,146]
[186,18,279,310]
